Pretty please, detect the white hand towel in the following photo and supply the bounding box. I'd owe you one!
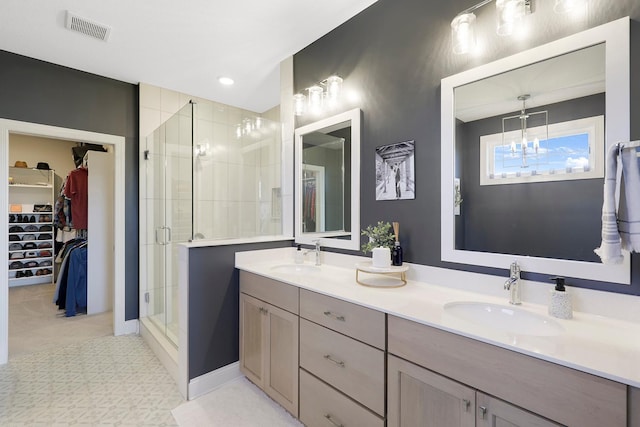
[594,143,624,264]
[618,145,640,252]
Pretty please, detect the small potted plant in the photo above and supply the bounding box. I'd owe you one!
[361,221,395,267]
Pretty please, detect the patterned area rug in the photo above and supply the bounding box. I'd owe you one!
[0,334,184,426]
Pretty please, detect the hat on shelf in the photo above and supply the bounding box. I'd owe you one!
[37,242,52,249]
[9,261,24,270]
[9,235,21,242]
[24,225,38,232]
[9,243,23,251]
[14,161,28,168]
[22,234,36,241]
[40,214,52,222]
[9,252,24,260]
[9,225,24,233]
[36,162,50,170]
[25,251,38,259]
[23,242,37,250]
[38,250,52,257]
[39,224,52,232]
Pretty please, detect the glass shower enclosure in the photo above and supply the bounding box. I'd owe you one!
[142,102,193,346]
[142,100,283,349]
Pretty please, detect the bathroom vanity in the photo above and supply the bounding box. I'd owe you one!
[237,248,640,427]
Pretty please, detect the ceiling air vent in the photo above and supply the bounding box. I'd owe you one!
[65,11,111,42]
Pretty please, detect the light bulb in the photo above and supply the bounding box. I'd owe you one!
[496,0,525,36]
[293,93,306,116]
[307,85,324,113]
[451,13,476,54]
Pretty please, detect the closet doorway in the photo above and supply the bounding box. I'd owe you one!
[0,119,128,364]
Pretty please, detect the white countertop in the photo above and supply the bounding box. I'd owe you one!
[235,247,640,388]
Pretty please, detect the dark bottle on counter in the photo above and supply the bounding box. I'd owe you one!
[392,242,403,266]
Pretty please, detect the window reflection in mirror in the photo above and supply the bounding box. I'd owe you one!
[441,17,630,284]
[453,44,605,263]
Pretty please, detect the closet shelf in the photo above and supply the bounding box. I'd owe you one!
[8,184,53,189]
[7,168,55,287]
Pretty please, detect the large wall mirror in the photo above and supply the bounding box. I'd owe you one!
[441,17,631,284]
[295,108,361,250]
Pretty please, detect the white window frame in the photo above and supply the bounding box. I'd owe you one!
[480,115,604,185]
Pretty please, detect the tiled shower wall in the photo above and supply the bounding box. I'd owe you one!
[139,83,283,242]
[139,83,284,326]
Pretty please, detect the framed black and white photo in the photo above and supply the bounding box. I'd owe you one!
[375,140,415,201]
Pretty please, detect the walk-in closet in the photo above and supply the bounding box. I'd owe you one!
[7,134,115,358]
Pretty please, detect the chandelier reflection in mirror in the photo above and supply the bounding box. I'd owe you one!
[293,75,343,116]
[501,94,548,170]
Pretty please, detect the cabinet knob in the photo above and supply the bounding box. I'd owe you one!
[323,311,346,322]
[479,406,487,419]
[324,414,344,427]
[259,307,268,315]
[323,354,345,368]
[463,399,471,412]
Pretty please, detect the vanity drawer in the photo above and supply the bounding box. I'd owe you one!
[299,369,384,427]
[299,288,385,349]
[240,271,299,314]
[299,318,385,415]
[388,315,626,427]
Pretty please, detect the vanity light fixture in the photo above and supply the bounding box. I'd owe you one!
[293,75,344,116]
[451,0,532,54]
[501,94,548,169]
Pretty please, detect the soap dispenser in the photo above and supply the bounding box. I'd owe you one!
[294,245,304,264]
[548,277,572,319]
[391,221,403,266]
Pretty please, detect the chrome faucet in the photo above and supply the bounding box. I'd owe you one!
[304,239,322,266]
[504,261,522,305]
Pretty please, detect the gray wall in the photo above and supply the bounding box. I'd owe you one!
[187,240,292,380]
[294,0,640,294]
[0,50,140,318]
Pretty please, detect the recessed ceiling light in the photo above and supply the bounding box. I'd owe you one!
[218,77,234,86]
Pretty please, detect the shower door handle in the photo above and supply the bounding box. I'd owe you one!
[155,226,171,245]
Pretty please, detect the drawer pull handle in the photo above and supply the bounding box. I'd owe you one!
[323,354,345,368]
[463,399,470,412]
[323,311,346,322]
[479,406,487,419]
[324,414,344,427]
[259,307,268,315]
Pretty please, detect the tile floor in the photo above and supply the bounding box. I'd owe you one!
[5,283,303,426]
[0,334,184,426]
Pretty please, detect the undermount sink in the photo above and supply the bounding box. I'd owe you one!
[443,301,564,337]
[270,264,321,275]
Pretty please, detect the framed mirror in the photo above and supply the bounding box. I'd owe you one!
[295,108,361,250]
[441,17,631,284]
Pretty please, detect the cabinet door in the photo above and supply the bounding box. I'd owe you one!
[477,393,563,427]
[239,293,266,388]
[388,354,475,427]
[264,303,299,417]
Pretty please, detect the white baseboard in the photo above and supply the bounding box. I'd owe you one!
[116,319,139,336]
[188,362,242,400]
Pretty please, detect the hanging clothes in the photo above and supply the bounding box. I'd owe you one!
[65,167,89,230]
[53,238,87,316]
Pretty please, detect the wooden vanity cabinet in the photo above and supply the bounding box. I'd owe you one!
[630,387,640,427]
[298,289,386,426]
[388,354,562,427]
[239,272,299,416]
[388,315,626,427]
[388,354,476,427]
